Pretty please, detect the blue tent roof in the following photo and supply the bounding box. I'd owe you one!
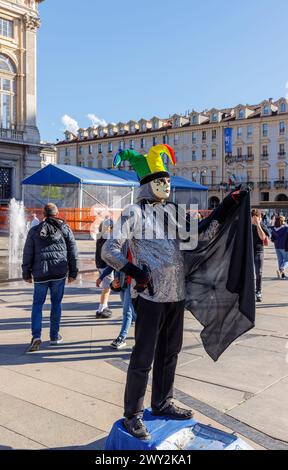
[22,164,139,187]
[22,164,208,191]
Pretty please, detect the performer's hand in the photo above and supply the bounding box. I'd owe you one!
[96,278,102,287]
[24,278,32,284]
[231,187,250,203]
[134,266,152,293]
[68,277,76,284]
[112,279,121,290]
[134,277,149,293]
[120,262,153,294]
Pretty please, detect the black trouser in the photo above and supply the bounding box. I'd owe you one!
[254,250,264,294]
[124,296,185,419]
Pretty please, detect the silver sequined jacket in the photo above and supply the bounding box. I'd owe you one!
[101,183,220,303]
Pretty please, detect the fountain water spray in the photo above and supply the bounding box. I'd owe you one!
[8,199,29,279]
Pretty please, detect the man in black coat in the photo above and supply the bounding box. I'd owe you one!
[22,203,78,352]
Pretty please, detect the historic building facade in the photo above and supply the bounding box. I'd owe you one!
[0,0,44,203]
[40,143,57,167]
[57,97,288,210]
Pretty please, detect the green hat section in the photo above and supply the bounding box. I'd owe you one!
[113,145,176,184]
[113,150,152,181]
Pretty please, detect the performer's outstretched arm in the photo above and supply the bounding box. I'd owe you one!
[198,188,250,241]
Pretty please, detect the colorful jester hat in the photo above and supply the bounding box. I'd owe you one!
[113,144,176,185]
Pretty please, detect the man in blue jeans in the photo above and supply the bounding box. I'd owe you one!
[22,203,78,352]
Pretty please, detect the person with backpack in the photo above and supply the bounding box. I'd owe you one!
[22,203,78,352]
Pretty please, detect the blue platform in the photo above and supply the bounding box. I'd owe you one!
[105,409,252,451]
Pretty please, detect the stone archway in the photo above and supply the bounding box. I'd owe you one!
[209,196,220,209]
[275,194,288,202]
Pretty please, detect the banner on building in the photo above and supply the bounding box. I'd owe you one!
[224,128,233,154]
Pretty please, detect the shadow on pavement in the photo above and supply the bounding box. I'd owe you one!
[51,435,108,450]
[0,316,122,331]
[0,339,132,366]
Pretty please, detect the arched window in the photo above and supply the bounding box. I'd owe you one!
[0,54,16,128]
[209,196,220,210]
[275,194,288,202]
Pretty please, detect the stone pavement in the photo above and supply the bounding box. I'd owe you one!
[0,241,287,450]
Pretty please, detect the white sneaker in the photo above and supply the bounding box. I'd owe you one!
[50,335,63,345]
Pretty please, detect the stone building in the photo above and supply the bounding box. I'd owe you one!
[57,97,288,211]
[0,0,44,203]
[40,143,57,167]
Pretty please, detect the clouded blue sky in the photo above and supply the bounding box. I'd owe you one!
[37,0,288,142]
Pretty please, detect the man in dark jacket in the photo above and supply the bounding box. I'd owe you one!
[22,203,78,352]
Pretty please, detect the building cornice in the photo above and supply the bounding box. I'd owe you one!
[0,0,42,16]
[60,101,288,146]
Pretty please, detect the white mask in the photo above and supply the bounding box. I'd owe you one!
[150,177,171,200]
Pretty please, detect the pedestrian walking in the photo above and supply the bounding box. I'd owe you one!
[22,203,78,352]
[97,244,136,349]
[95,218,114,318]
[251,209,270,302]
[271,216,288,279]
[270,214,276,228]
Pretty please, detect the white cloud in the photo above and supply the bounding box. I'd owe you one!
[87,114,108,127]
[61,115,79,135]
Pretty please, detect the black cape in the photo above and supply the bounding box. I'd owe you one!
[184,193,255,361]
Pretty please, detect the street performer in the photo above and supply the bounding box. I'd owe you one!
[102,144,255,440]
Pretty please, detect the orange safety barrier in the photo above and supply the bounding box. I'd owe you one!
[0,206,9,231]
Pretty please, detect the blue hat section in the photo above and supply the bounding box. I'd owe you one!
[105,409,252,451]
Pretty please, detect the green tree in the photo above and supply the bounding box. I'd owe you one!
[40,186,63,200]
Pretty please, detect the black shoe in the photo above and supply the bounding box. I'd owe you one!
[100,308,113,318]
[96,308,112,319]
[123,416,151,440]
[26,338,42,353]
[152,403,194,420]
[111,336,127,349]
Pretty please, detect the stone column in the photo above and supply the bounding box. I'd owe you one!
[23,13,41,177]
[23,13,40,142]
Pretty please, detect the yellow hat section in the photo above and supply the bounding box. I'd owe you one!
[146,145,173,174]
